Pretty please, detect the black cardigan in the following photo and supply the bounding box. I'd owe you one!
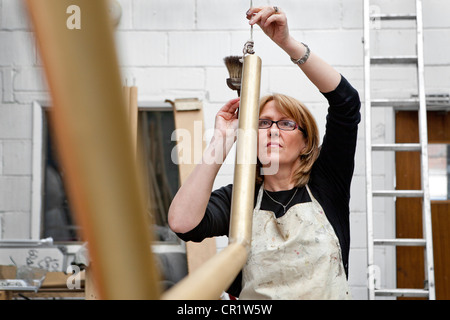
[177,75,361,295]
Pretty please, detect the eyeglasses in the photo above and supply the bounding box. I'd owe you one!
[258,119,307,135]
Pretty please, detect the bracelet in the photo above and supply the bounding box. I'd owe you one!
[290,43,310,65]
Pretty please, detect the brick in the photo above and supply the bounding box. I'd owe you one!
[0,0,30,30]
[169,32,230,66]
[201,102,220,135]
[370,67,418,100]
[114,0,133,30]
[13,67,48,92]
[237,29,362,67]
[276,0,342,30]
[121,67,204,96]
[350,176,388,213]
[0,104,32,139]
[294,30,363,67]
[350,212,367,249]
[1,211,30,239]
[0,141,3,174]
[345,0,450,30]
[0,176,31,211]
[1,67,14,103]
[215,235,229,252]
[14,92,50,105]
[369,0,416,15]
[205,67,236,103]
[342,0,363,29]
[115,31,167,66]
[349,286,368,300]
[423,0,450,28]
[268,67,324,103]
[425,66,450,92]
[133,0,195,30]
[425,29,450,65]
[212,173,233,191]
[197,0,250,30]
[354,138,388,177]
[0,32,36,66]
[348,249,368,288]
[370,29,416,57]
[3,139,32,175]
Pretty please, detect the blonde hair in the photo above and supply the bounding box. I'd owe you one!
[256,94,320,187]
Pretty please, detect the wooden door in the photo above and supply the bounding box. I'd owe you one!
[396,110,450,300]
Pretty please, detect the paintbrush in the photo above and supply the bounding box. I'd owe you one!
[224,56,243,97]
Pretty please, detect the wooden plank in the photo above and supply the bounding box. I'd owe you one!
[169,98,218,273]
[25,0,161,299]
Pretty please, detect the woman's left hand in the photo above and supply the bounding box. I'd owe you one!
[246,6,290,48]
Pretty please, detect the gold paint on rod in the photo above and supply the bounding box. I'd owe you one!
[229,54,262,248]
[24,0,160,299]
[162,54,261,299]
[162,242,247,300]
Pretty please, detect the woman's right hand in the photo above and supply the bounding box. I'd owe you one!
[168,98,240,233]
[209,97,240,163]
[247,6,290,49]
[214,97,240,140]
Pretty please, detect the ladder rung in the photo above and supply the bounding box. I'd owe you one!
[371,98,419,108]
[371,56,418,64]
[374,238,426,246]
[371,13,417,21]
[373,190,423,197]
[372,143,421,151]
[375,289,429,298]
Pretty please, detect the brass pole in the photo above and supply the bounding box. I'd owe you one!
[24,0,160,299]
[162,54,262,299]
[162,242,247,300]
[229,54,262,247]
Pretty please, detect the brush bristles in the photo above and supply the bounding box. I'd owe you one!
[224,56,243,79]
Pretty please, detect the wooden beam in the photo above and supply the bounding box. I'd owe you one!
[24,0,160,299]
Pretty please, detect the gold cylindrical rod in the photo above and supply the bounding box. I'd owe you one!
[162,242,247,300]
[162,54,262,300]
[24,0,160,299]
[229,54,262,248]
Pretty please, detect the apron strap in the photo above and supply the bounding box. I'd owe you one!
[254,183,264,212]
[305,184,317,203]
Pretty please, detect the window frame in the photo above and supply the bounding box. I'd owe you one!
[31,100,185,253]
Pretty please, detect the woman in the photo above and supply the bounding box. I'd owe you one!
[168,6,361,299]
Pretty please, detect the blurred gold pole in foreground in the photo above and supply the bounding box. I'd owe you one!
[24,0,160,299]
[163,54,262,300]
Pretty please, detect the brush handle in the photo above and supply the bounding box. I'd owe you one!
[226,78,241,97]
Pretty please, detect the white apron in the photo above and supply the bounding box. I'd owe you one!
[239,184,351,300]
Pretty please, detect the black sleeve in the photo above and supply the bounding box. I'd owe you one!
[175,183,245,297]
[309,75,361,278]
[175,184,233,242]
[315,75,361,200]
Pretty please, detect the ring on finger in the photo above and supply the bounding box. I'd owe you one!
[273,6,279,13]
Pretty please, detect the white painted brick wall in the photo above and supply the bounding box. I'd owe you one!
[133,0,196,30]
[0,141,3,175]
[169,32,231,66]
[1,211,29,239]
[0,0,30,31]
[0,32,36,66]
[0,0,449,299]
[3,140,31,175]
[0,176,31,211]
[0,105,32,139]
